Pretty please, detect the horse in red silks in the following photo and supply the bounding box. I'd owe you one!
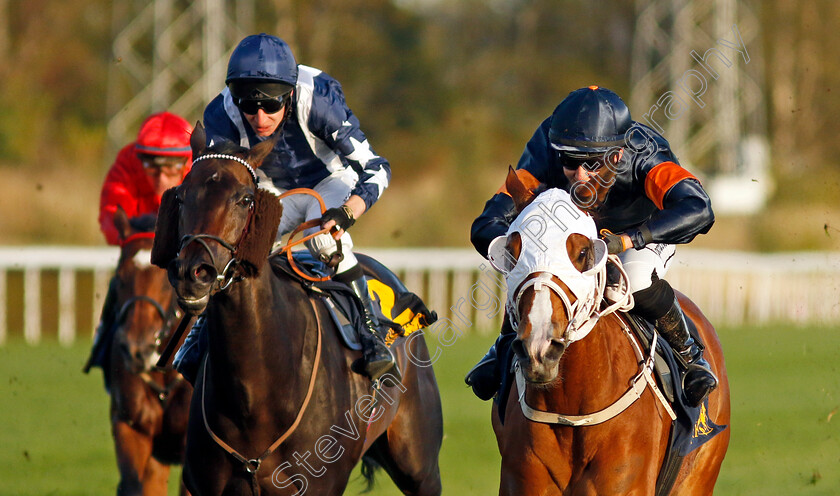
[107,209,192,495]
[151,124,443,495]
[489,170,730,495]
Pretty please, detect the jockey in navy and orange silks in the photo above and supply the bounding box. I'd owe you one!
[466,86,718,408]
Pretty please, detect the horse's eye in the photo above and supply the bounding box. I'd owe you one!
[238,195,254,208]
[578,247,589,261]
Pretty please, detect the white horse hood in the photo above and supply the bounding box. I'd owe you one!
[488,188,618,343]
[501,189,607,302]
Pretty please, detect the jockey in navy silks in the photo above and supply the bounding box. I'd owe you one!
[174,34,396,383]
[466,86,718,408]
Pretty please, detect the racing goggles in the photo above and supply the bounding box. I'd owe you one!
[139,154,186,175]
[558,149,623,171]
[235,93,290,115]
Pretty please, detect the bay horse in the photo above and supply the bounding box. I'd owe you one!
[490,171,730,495]
[108,208,193,495]
[150,124,443,495]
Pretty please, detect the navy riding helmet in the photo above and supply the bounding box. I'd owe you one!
[549,86,632,154]
[226,34,298,101]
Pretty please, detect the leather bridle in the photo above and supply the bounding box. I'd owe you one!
[174,153,258,293]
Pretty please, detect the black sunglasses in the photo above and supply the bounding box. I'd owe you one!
[558,149,623,170]
[236,94,289,115]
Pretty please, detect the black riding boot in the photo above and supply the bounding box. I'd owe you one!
[83,276,119,373]
[464,339,500,401]
[349,276,400,382]
[656,297,718,407]
[464,318,515,401]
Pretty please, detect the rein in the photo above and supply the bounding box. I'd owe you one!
[508,254,633,343]
[274,188,342,283]
[514,315,676,425]
[199,297,324,483]
[115,295,186,401]
[508,255,676,425]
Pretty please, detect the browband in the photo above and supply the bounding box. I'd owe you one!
[193,154,259,185]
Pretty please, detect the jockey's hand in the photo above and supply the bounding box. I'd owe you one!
[321,205,355,239]
[600,229,632,254]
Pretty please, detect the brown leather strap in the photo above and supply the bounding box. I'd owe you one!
[200,297,323,475]
[275,188,344,282]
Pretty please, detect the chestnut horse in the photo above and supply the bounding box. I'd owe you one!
[108,209,193,495]
[150,124,443,495]
[490,172,730,495]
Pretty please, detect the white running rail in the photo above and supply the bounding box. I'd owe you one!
[1,246,838,345]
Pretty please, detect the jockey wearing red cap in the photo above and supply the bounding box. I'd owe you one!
[98,111,193,244]
[85,111,193,379]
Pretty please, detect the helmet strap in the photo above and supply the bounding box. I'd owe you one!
[276,92,295,133]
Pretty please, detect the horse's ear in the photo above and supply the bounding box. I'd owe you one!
[247,134,279,168]
[151,188,180,269]
[113,207,131,241]
[236,188,283,275]
[191,121,206,157]
[505,166,537,212]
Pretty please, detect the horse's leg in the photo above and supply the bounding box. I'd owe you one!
[113,420,154,496]
[141,457,169,496]
[371,345,443,496]
[493,403,564,496]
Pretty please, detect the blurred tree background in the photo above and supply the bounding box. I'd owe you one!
[0,0,837,251]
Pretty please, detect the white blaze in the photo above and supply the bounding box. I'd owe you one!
[133,249,153,268]
[527,286,555,358]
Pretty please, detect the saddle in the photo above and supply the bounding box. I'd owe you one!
[623,312,727,495]
[269,252,437,350]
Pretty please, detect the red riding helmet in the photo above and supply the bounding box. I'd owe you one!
[135,112,193,158]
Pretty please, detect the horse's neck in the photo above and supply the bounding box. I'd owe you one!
[533,315,635,413]
[205,271,309,407]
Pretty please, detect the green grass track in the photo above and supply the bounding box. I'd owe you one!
[1,324,838,494]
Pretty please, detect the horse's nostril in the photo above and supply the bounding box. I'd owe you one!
[191,263,218,284]
[545,339,567,362]
[512,339,527,360]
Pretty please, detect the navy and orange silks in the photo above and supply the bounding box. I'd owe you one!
[470,120,713,258]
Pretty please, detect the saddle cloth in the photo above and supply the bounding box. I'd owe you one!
[270,252,438,350]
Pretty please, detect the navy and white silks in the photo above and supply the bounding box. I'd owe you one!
[203,65,391,265]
